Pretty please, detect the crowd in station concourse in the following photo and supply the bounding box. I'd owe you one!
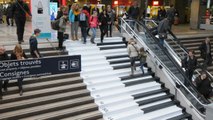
[0,0,213,100]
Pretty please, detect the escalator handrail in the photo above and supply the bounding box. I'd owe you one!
[120,18,208,118]
[135,19,210,104]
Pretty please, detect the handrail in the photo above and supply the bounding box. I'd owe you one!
[120,18,209,117]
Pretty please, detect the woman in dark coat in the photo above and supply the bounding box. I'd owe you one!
[98,10,110,43]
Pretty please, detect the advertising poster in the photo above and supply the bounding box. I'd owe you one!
[0,55,81,81]
[31,0,51,39]
[50,2,58,21]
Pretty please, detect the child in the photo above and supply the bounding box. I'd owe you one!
[138,47,147,74]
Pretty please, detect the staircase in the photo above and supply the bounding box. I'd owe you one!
[0,41,102,120]
[65,36,192,120]
[166,36,213,74]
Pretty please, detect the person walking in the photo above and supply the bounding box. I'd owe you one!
[89,11,98,44]
[79,6,89,44]
[157,17,170,46]
[182,50,197,86]
[11,0,31,44]
[138,47,147,74]
[58,12,68,50]
[195,72,211,99]
[0,46,9,99]
[106,5,115,37]
[199,37,212,68]
[69,3,80,40]
[127,38,139,76]
[166,4,176,29]
[98,10,109,43]
[29,29,41,58]
[85,2,91,36]
[6,2,14,26]
[10,44,27,96]
[127,1,139,29]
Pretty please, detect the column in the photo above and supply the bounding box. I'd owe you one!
[190,0,201,29]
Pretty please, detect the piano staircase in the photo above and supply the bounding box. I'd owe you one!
[65,36,192,120]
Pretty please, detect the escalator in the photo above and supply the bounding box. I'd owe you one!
[120,18,210,118]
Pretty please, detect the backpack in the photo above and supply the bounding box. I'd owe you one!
[51,19,60,30]
[79,12,86,21]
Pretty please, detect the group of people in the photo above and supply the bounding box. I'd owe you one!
[54,2,116,48]
[182,37,213,99]
[0,28,41,99]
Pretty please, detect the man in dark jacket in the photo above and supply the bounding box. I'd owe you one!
[199,37,212,68]
[79,7,89,44]
[0,46,9,99]
[195,72,211,99]
[182,50,197,86]
[157,17,170,46]
[127,1,139,30]
[166,4,176,29]
[12,0,31,44]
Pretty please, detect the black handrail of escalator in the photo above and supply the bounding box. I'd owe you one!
[136,20,211,104]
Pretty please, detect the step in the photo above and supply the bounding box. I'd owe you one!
[1,83,86,104]
[105,53,128,58]
[0,97,96,120]
[81,55,106,62]
[0,89,90,113]
[105,108,143,120]
[17,103,99,120]
[97,41,125,46]
[100,100,138,115]
[95,93,133,106]
[82,70,117,80]
[106,54,129,60]
[5,77,83,95]
[120,72,154,81]
[82,60,109,68]
[61,111,102,120]
[133,88,169,99]
[6,73,80,87]
[82,66,113,75]
[122,75,153,84]
[137,94,174,106]
[82,64,112,72]
[87,81,124,92]
[167,113,192,120]
[142,106,183,120]
[139,98,171,110]
[100,45,126,50]
[101,48,127,55]
[126,82,161,95]
[142,100,179,113]
[124,77,158,87]
[84,75,121,85]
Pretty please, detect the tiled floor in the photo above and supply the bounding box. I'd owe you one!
[0,22,213,46]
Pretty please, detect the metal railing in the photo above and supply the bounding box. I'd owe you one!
[120,18,209,118]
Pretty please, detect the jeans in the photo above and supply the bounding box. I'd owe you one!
[0,80,9,95]
[185,69,194,86]
[107,23,112,37]
[91,28,96,40]
[100,25,108,42]
[81,27,87,43]
[130,57,137,67]
[71,21,79,38]
[18,78,23,91]
[159,38,164,46]
[140,62,145,74]
[129,21,135,30]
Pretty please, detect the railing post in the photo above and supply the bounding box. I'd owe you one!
[205,103,213,120]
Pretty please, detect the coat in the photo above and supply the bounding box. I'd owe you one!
[195,75,211,98]
[182,56,197,70]
[11,1,31,19]
[89,15,98,28]
[68,9,75,23]
[138,51,147,63]
[128,6,139,19]
[59,16,67,32]
[127,44,138,58]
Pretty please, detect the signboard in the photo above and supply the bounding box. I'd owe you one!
[0,55,81,81]
[31,0,51,39]
[50,2,58,21]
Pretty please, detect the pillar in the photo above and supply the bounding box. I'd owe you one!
[190,0,201,29]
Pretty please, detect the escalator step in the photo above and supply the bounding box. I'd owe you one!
[166,113,192,120]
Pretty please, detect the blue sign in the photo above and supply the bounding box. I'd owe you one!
[0,55,81,81]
